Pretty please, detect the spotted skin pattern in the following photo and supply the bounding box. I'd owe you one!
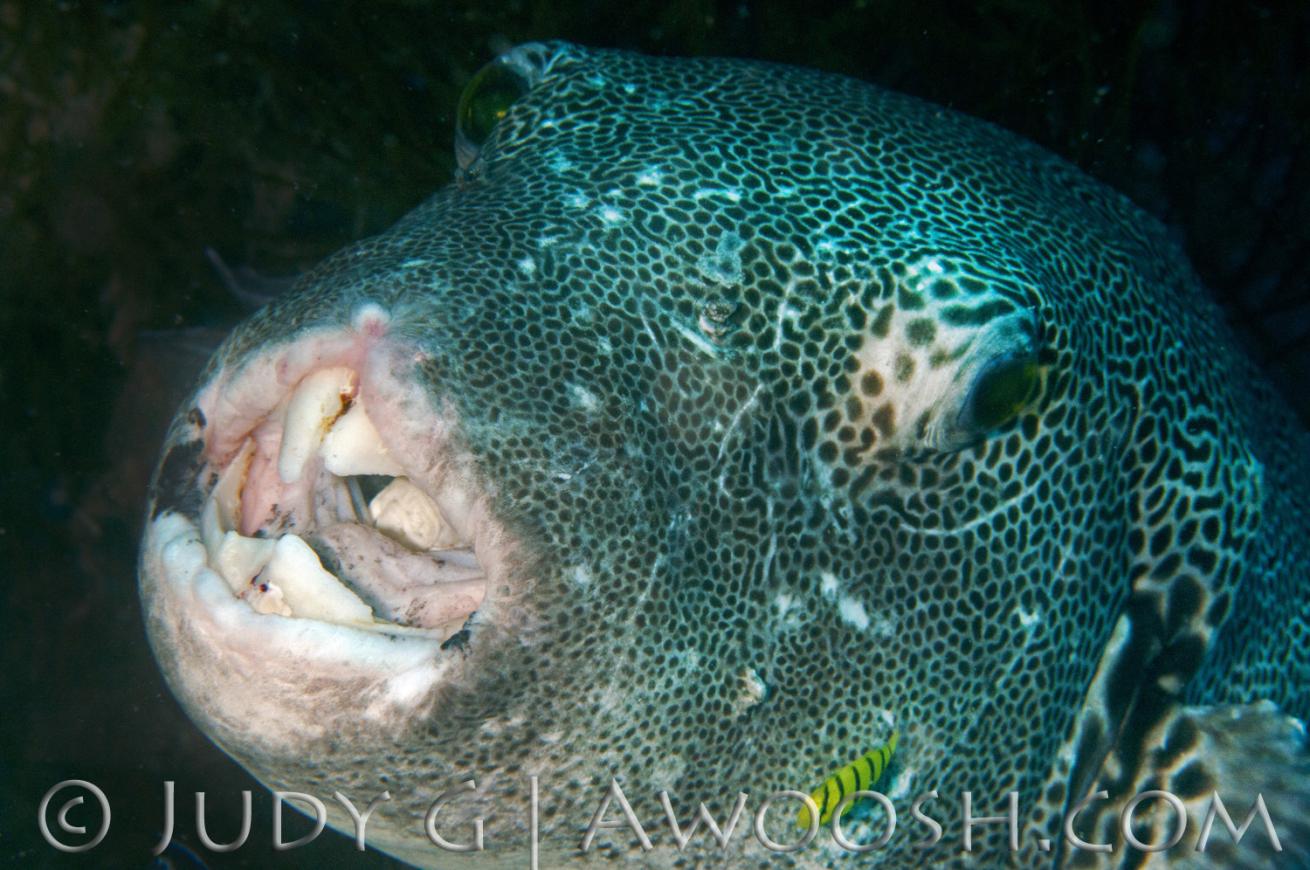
[149,43,1310,867]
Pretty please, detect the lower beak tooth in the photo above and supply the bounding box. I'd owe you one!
[245,581,292,616]
[277,367,358,484]
[258,533,375,625]
[369,478,463,550]
[320,398,404,477]
[214,531,276,594]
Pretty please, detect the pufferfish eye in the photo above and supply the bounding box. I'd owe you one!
[455,59,532,166]
[960,352,1042,433]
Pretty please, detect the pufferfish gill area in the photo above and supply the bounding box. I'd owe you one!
[144,42,1310,867]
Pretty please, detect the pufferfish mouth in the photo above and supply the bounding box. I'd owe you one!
[142,305,517,735]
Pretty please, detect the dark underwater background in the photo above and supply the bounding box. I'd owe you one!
[1,1,1307,866]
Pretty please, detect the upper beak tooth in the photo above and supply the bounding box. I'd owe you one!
[277,367,358,484]
[320,397,404,478]
[213,439,255,531]
[202,438,255,553]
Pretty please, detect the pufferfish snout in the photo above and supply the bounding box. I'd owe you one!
[140,41,1310,868]
[143,299,522,733]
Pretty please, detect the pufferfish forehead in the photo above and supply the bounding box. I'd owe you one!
[444,42,1062,485]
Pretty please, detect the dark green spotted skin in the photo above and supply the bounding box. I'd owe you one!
[167,43,1310,866]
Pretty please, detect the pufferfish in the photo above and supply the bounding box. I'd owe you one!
[140,42,1310,867]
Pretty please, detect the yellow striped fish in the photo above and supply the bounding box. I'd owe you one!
[797,731,899,828]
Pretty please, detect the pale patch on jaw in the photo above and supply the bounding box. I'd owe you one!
[142,512,452,746]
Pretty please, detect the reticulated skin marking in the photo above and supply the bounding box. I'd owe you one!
[140,42,1310,868]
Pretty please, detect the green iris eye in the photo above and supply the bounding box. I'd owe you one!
[456,61,530,153]
[967,356,1041,431]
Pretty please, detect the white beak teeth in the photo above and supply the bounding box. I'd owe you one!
[277,367,359,484]
[254,533,376,625]
[202,438,255,554]
[370,478,465,551]
[245,579,292,616]
[198,363,484,641]
[321,397,404,478]
[214,530,276,594]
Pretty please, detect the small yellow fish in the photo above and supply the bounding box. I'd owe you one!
[797,731,899,828]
